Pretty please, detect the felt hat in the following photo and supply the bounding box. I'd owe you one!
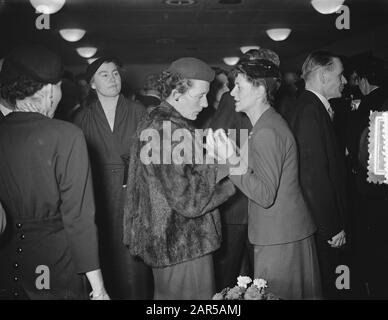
[0,45,63,85]
[167,57,215,82]
[238,48,281,79]
[85,56,122,83]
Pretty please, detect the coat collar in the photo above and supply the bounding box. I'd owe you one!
[250,106,276,134]
[149,101,194,131]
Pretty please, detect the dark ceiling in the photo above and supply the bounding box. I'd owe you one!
[1,0,388,69]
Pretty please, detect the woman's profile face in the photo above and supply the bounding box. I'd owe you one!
[230,73,260,113]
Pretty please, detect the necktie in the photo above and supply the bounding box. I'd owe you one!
[328,106,335,121]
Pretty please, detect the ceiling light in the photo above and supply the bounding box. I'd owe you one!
[240,45,260,54]
[223,57,240,66]
[59,29,86,42]
[164,0,196,6]
[311,0,345,14]
[29,0,66,14]
[88,58,99,64]
[266,28,292,41]
[76,47,97,58]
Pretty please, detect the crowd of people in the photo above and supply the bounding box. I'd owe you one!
[0,43,387,300]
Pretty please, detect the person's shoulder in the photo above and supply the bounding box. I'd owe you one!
[123,96,146,111]
[47,118,85,139]
[294,91,323,120]
[71,103,93,123]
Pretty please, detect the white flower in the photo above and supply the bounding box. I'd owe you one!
[237,276,252,288]
[253,278,268,289]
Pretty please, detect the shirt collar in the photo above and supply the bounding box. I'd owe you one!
[0,103,12,116]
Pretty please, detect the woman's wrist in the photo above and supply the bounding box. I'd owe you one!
[89,289,109,300]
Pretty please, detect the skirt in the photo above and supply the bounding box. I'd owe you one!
[253,235,322,300]
[152,254,215,300]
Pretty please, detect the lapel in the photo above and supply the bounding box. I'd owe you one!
[112,95,126,133]
[303,90,332,123]
[250,107,275,136]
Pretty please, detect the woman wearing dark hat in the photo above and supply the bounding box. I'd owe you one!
[0,45,109,300]
[209,48,322,299]
[72,57,152,299]
[123,57,235,299]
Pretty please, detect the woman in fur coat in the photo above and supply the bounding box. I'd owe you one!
[123,57,235,300]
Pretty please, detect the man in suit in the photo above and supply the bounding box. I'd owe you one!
[289,51,349,299]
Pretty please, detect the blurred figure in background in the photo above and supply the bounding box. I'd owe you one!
[194,67,229,128]
[276,71,304,124]
[135,73,161,108]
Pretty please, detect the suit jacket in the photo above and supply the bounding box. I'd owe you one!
[209,92,252,225]
[230,107,316,245]
[290,90,348,241]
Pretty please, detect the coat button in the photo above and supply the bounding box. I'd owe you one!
[13,263,19,269]
[13,292,19,297]
[13,276,19,282]
[20,234,25,240]
[16,223,22,229]
[16,248,23,254]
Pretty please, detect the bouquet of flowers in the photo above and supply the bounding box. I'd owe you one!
[212,276,280,300]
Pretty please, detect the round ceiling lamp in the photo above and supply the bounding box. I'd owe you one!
[29,0,66,14]
[311,0,345,14]
[76,47,97,58]
[223,57,240,66]
[266,28,292,41]
[240,45,260,54]
[59,29,86,42]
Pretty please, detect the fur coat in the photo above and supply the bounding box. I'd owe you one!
[123,101,235,268]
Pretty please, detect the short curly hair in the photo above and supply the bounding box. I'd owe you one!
[157,71,193,100]
[1,75,44,105]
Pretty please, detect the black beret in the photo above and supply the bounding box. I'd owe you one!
[85,56,122,83]
[0,45,63,85]
[167,57,215,82]
[240,48,280,67]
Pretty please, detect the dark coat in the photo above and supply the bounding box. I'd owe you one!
[72,94,152,299]
[289,90,349,241]
[0,113,99,299]
[136,94,161,109]
[123,101,235,268]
